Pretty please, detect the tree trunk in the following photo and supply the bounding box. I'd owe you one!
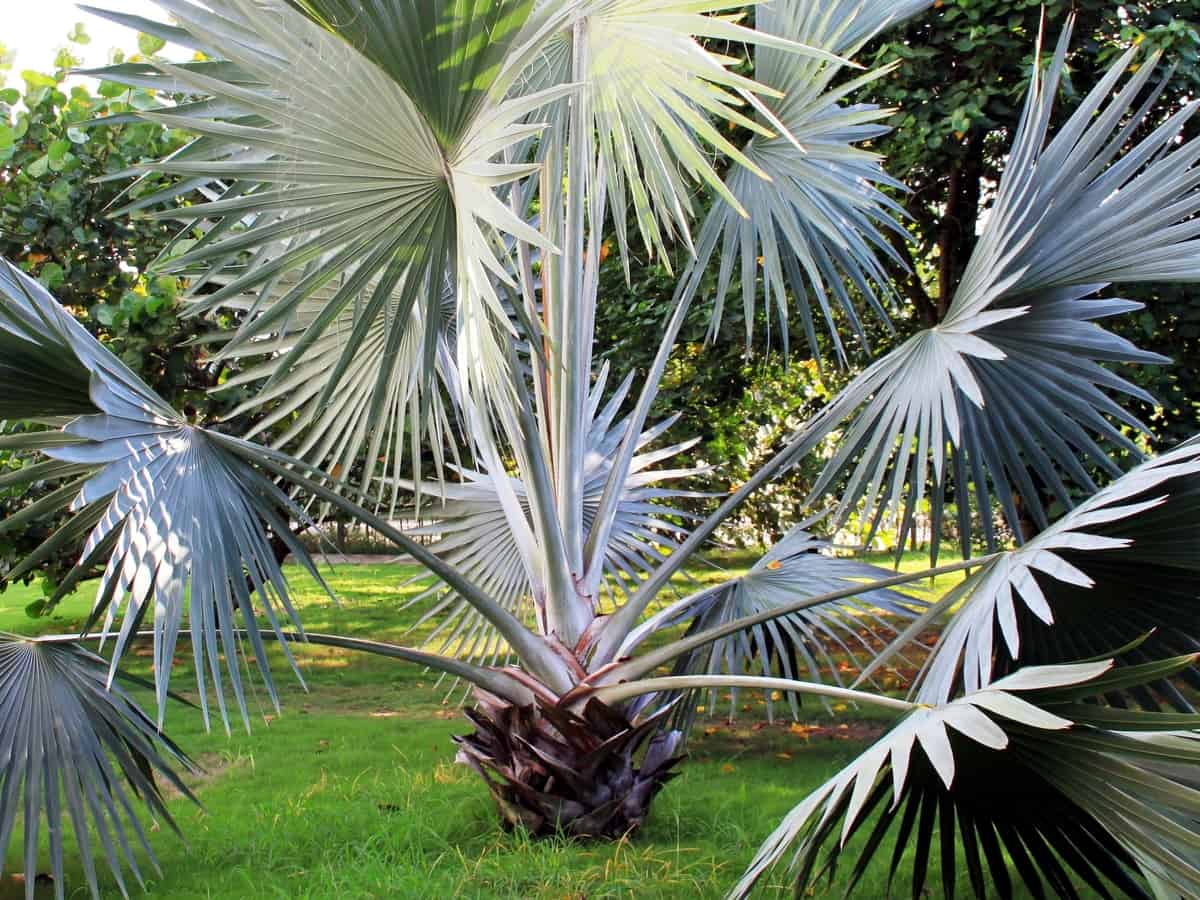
[884,225,940,328]
[937,164,963,319]
[936,133,986,316]
[454,692,685,839]
[268,521,310,568]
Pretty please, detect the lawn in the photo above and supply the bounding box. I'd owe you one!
[0,551,1017,899]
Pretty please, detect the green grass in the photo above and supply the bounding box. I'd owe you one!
[0,552,1002,899]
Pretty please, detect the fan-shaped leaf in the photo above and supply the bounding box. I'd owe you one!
[0,636,196,900]
[558,0,846,265]
[284,0,542,147]
[688,0,931,360]
[734,658,1200,899]
[794,22,1200,557]
[0,260,328,731]
[623,528,926,723]
[210,271,461,509]
[89,0,566,431]
[894,436,1200,707]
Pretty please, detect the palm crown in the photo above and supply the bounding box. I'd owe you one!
[2,2,1200,898]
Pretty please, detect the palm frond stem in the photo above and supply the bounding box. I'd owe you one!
[33,629,539,705]
[236,440,577,693]
[600,554,998,684]
[587,674,917,713]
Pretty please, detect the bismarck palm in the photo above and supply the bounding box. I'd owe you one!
[2,2,1200,898]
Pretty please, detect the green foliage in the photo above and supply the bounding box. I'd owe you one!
[1114,281,1200,447]
[689,357,837,547]
[865,2,1199,190]
[593,220,870,547]
[0,30,187,394]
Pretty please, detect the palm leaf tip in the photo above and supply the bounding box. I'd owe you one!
[0,272,94,420]
[734,659,1200,900]
[0,636,196,900]
[564,0,856,267]
[689,0,930,362]
[214,272,461,507]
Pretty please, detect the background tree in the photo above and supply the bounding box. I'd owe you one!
[0,29,190,397]
[594,246,852,547]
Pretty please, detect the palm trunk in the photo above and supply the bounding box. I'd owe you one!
[454,692,685,839]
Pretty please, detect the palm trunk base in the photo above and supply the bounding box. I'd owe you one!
[454,695,684,839]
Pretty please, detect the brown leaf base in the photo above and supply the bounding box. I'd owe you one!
[454,694,684,840]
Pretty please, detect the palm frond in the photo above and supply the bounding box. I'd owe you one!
[0,284,94,420]
[398,369,707,667]
[623,528,926,723]
[89,0,565,430]
[735,657,1200,899]
[894,436,1200,707]
[781,0,933,50]
[210,271,461,509]
[0,635,196,900]
[687,0,930,361]
[0,260,328,731]
[283,0,547,147]
[795,21,1200,557]
[557,0,845,266]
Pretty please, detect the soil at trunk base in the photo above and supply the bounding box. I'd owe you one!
[453,694,685,840]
